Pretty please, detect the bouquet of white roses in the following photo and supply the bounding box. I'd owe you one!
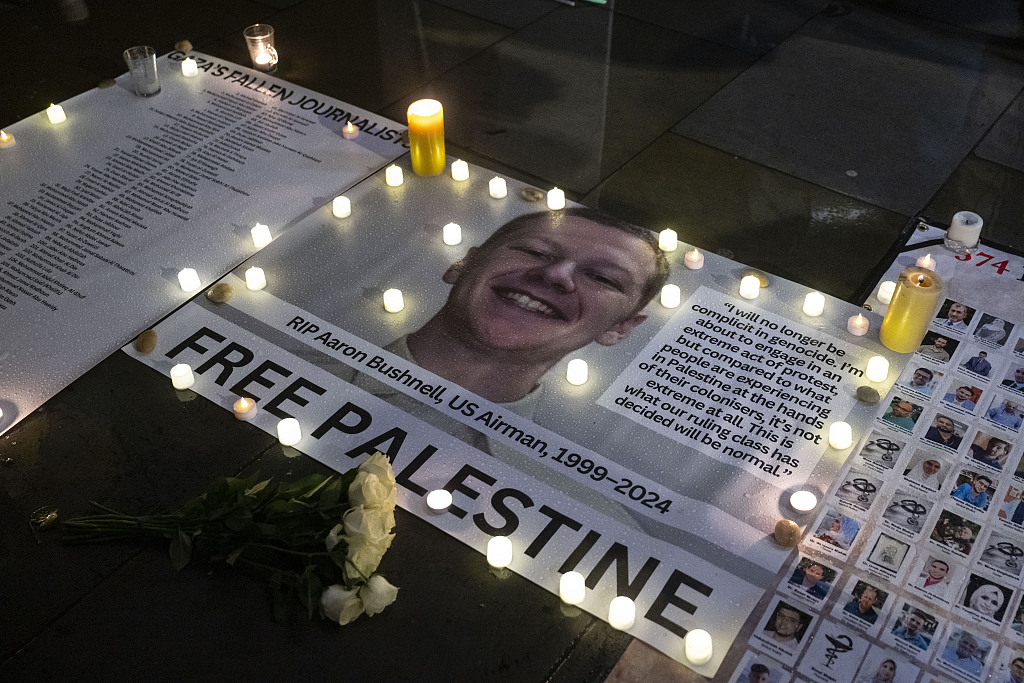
[62,452,399,626]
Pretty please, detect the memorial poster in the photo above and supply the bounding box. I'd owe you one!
[744,238,1024,682]
[0,52,403,433]
[125,157,904,673]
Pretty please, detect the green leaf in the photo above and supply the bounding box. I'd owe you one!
[245,479,271,497]
[224,507,253,532]
[169,529,193,571]
[225,545,246,566]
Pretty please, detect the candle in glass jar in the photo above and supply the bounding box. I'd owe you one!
[407,99,445,176]
[879,267,943,353]
[947,211,982,248]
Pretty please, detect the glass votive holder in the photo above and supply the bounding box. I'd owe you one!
[243,24,278,72]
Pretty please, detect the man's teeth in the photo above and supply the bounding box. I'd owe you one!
[504,292,556,317]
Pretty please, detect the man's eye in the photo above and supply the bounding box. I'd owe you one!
[514,246,548,258]
[587,272,622,290]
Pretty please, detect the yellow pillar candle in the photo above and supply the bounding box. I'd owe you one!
[407,99,445,176]
[879,267,943,353]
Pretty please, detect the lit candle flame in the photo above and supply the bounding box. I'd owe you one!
[345,121,355,133]
[0,131,8,141]
[855,314,863,325]
[239,398,250,410]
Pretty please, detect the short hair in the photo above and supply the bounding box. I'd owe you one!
[1012,657,1024,667]
[911,608,929,620]
[915,368,934,379]
[477,208,670,312]
[978,351,987,357]
[957,386,972,392]
[929,559,949,570]
[976,475,993,485]
[749,663,769,675]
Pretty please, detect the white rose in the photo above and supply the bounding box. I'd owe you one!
[320,584,364,625]
[349,471,390,509]
[343,506,391,545]
[359,574,399,616]
[346,536,391,579]
[325,523,344,551]
[358,452,396,487]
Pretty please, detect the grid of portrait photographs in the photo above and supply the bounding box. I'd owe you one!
[740,293,1024,683]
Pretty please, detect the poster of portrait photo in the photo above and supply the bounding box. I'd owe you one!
[901,451,952,493]
[955,573,1015,628]
[831,576,890,637]
[935,626,992,682]
[880,489,934,539]
[729,650,791,683]
[806,508,862,561]
[797,621,869,683]
[960,345,999,382]
[882,601,941,661]
[856,529,913,582]
[905,553,960,606]
[851,646,919,683]
[988,645,1024,683]
[750,597,816,666]
[783,554,840,608]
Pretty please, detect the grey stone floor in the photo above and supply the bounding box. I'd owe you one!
[2,1,1023,681]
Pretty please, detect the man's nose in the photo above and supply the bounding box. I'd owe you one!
[536,260,576,292]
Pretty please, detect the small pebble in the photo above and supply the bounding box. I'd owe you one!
[97,79,116,89]
[773,519,801,547]
[206,282,234,303]
[175,40,194,54]
[134,329,157,354]
[856,385,881,405]
[743,271,769,288]
[520,187,544,202]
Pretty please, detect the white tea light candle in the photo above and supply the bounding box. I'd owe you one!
[559,571,586,605]
[916,253,934,269]
[876,281,896,305]
[486,536,512,568]
[451,159,469,181]
[739,275,760,300]
[847,314,869,336]
[684,629,713,666]
[181,57,198,77]
[947,211,982,248]
[251,223,272,248]
[658,229,677,252]
[802,292,825,317]
[342,121,359,139]
[608,596,635,630]
[442,223,462,245]
[866,356,889,382]
[684,248,704,269]
[383,288,404,313]
[660,284,681,309]
[178,268,201,292]
[789,490,818,512]
[245,267,267,291]
[170,363,195,390]
[233,397,257,420]
[385,165,404,186]
[46,104,66,124]
[488,177,507,199]
[277,417,301,446]
[566,359,588,385]
[0,130,15,148]
[547,187,565,210]
[332,196,352,218]
[828,422,853,450]
[426,489,452,512]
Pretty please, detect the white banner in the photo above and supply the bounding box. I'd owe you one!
[0,52,403,433]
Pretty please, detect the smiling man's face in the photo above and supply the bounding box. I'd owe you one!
[438,214,658,365]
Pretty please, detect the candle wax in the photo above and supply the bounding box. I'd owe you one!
[407,99,445,176]
[879,267,943,353]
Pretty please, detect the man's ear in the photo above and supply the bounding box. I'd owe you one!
[596,313,647,346]
[443,247,477,284]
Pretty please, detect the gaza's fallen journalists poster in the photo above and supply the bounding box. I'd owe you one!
[126,157,903,673]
